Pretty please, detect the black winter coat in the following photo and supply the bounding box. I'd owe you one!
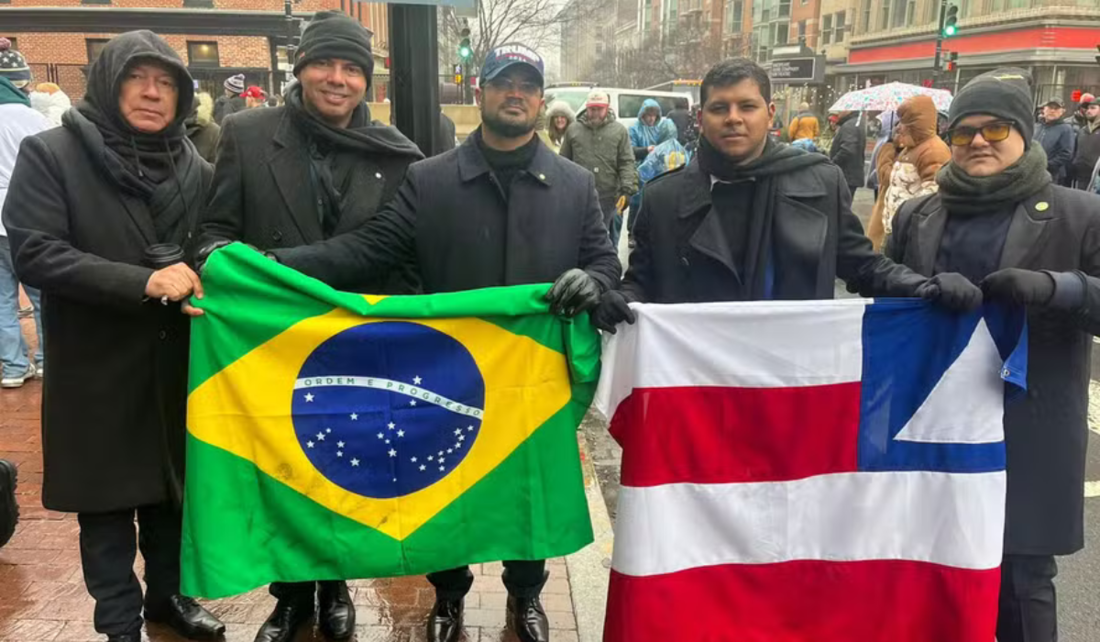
[622,159,927,303]
[829,112,867,189]
[887,185,1100,555]
[196,107,419,294]
[213,95,245,125]
[2,127,212,513]
[271,134,621,295]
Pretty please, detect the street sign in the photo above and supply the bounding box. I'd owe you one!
[768,57,823,84]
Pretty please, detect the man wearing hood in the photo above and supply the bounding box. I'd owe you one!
[0,39,49,391]
[545,99,574,153]
[1070,95,1100,190]
[560,90,638,246]
[867,95,950,251]
[251,42,620,642]
[829,109,866,197]
[195,11,424,642]
[1034,98,1074,186]
[186,91,220,163]
[886,67,1100,642]
[590,58,980,328]
[629,99,678,161]
[213,73,246,125]
[2,31,224,642]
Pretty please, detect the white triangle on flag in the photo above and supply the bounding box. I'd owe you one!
[893,318,1005,445]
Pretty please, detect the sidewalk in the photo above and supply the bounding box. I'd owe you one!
[0,312,607,642]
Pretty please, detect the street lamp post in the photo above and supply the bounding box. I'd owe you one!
[933,0,947,83]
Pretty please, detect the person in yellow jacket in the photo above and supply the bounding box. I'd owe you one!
[788,102,819,141]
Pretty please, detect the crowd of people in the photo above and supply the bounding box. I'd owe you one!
[0,15,1097,642]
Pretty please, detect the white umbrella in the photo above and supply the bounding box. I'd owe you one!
[830,82,953,113]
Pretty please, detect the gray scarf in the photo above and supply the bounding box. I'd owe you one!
[936,145,1050,216]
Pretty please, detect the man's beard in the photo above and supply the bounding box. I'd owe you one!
[483,108,535,138]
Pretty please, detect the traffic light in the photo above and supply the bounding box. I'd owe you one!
[945,51,958,72]
[1072,89,1083,103]
[458,27,472,61]
[1095,44,1100,65]
[943,3,959,37]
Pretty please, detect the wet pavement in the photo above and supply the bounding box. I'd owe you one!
[0,310,581,642]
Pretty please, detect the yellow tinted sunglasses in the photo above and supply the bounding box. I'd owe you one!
[947,120,1014,146]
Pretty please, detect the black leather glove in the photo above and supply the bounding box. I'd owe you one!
[193,240,233,274]
[546,269,602,317]
[980,268,1056,307]
[915,272,983,312]
[590,290,637,333]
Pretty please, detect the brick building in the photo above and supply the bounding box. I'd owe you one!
[0,0,392,103]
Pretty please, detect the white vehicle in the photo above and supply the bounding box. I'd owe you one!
[544,84,693,130]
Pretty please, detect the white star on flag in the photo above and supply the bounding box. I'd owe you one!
[337,451,343,457]
[326,428,332,433]
[388,449,397,457]
[467,425,474,432]
[388,422,395,430]
[447,449,453,454]
[351,459,360,467]
[458,434,466,442]
[428,456,434,461]
[316,433,325,441]
[304,393,314,402]
[438,451,444,457]
[413,376,422,384]
[307,441,315,448]
[350,413,358,420]
[337,441,345,448]
[411,457,418,462]
[397,430,405,437]
[377,433,384,439]
[455,441,462,449]
[410,400,417,406]
[420,465,426,471]
[454,429,462,436]
[439,466,445,472]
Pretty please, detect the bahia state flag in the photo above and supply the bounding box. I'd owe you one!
[596,298,1027,642]
[181,244,597,598]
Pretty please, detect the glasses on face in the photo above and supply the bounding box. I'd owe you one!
[485,77,541,96]
[946,120,1013,146]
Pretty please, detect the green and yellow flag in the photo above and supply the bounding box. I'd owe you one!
[181,244,598,598]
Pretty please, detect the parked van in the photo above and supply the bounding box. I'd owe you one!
[545,84,693,130]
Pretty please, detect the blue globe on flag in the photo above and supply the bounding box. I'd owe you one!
[290,321,485,499]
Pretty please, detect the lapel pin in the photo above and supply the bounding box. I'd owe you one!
[1035,202,1049,212]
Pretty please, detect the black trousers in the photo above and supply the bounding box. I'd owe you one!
[269,579,348,604]
[77,502,181,636]
[997,554,1058,642]
[428,559,547,601]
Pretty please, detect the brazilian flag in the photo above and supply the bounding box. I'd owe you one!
[181,244,598,598]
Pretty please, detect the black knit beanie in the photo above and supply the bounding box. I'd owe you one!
[293,10,374,87]
[948,67,1035,148]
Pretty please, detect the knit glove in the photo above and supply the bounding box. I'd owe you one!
[590,290,637,334]
[980,268,1078,309]
[915,273,983,312]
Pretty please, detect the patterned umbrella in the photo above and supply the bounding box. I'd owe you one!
[829,82,954,113]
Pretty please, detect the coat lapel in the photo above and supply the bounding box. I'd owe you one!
[910,198,948,277]
[682,164,740,280]
[999,185,1056,270]
[268,112,322,242]
[118,193,157,246]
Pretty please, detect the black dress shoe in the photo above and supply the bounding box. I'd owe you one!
[426,597,464,642]
[507,595,549,642]
[144,595,225,640]
[254,597,313,642]
[318,580,355,640]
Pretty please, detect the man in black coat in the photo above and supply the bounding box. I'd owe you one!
[194,12,423,642]
[589,58,978,318]
[886,68,1100,642]
[1034,98,1074,185]
[830,110,867,197]
[213,73,246,125]
[2,31,224,642]
[261,43,619,642]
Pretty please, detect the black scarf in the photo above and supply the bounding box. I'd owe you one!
[696,136,829,299]
[936,145,1051,215]
[285,82,422,236]
[63,31,203,246]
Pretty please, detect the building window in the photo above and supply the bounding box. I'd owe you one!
[860,0,872,31]
[879,1,890,30]
[86,38,110,63]
[778,0,791,17]
[726,0,744,32]
[798,19,807,39]
[835,11,846,41]
[905,0,916,23]
[892,0,907,27]
[187,41,219,67]
[775,22,789,44]
[821,13,833,44]
[81,0,110,7]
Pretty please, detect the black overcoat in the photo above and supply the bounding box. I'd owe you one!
[2,127,212,513]
[887,185,1100,555]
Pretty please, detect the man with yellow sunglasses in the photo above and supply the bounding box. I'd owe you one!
[886,67,1100,642]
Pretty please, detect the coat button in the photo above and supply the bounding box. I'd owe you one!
[159,330,167,340]
[594,167,600,173]
[680,256,690,267]
[272,230,283,242]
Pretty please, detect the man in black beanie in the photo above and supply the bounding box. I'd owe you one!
[194,10,424,642]
[886,67,1100,642]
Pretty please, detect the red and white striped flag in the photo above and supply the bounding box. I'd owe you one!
[596,298,1026,642]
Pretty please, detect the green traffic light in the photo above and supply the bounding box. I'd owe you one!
[459,46,471,58]
[944,24,957,36]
